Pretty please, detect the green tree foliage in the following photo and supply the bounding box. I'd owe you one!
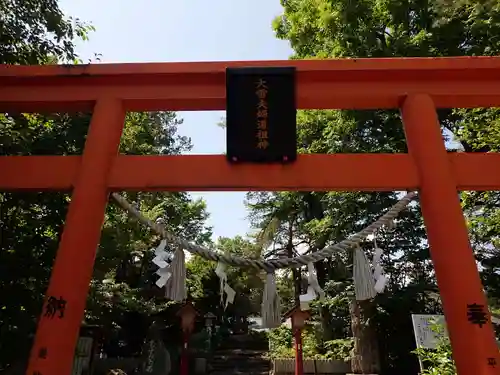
[4,0,500,374]
[246,111,429,373]
[246,0,500,373]
[186,236,264,323]
[0,109,214,367]
[0,2,214,371]
[268,324,354,361]
[0,1,96,368]
[0,0,95,65]
[452,108,500,304]
[273,0,500,59]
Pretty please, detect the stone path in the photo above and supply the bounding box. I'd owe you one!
[208,334,270,375]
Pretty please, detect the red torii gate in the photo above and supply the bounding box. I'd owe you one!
[1,57,500,375]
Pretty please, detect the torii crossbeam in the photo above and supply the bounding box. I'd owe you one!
[1,57,500,375]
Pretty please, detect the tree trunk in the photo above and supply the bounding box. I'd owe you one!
[286,220,302,303]
[303,192,336,340]
[292,268,302,304]
[350,299,380,374]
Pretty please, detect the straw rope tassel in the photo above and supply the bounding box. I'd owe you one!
[372,235,387,294]
[353,246,376,301]
[214,262,227,306]
[261,272,281,329]
[165,248,187,302]
[215,262,236,309]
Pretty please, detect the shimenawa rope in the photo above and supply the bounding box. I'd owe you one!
[111,191,417,272]
[112,191,417,328]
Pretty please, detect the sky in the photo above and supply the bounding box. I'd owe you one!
[58,0,292,240]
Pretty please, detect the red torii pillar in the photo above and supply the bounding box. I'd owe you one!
[402,94,500,374]
[26,98,126,375]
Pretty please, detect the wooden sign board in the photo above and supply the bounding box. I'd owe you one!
[226,67,297,164]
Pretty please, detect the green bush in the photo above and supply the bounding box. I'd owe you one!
[413,323,456,375]
[321,339,354,361]
[267,324,353,361]
[268,325,293,359]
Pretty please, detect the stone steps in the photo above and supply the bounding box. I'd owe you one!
[208,335,270,375]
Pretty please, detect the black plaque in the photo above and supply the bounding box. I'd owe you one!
[226,67,297,163]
